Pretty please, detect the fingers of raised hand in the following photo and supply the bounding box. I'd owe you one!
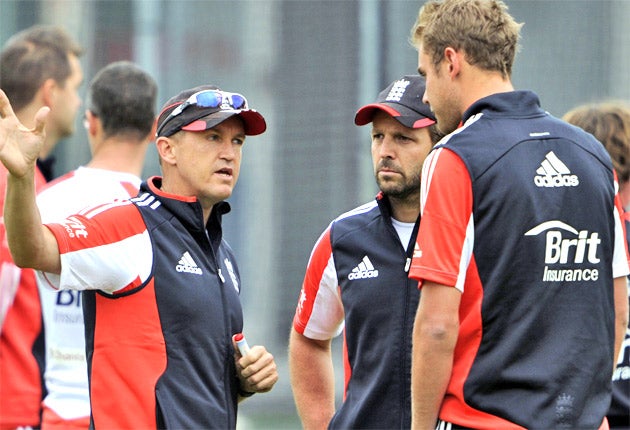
[0,89,16,119]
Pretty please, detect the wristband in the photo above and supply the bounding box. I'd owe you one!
[238,386,255,397]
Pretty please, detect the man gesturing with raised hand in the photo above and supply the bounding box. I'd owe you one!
[0,84,278,428]
[0,91,61,274]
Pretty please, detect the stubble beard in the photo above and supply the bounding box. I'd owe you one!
[377,174,421,201]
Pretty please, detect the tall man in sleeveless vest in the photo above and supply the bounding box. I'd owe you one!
[408,1,630,429]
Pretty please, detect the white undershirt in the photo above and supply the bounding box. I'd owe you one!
[391,218,415,249]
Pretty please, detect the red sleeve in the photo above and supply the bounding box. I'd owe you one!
[410,148,473,288]
[293,227,343,338]
[43,200,150,294]
[46,200,145,255]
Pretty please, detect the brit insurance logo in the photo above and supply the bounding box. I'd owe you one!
[61,216,88,239]
[524,220,601,282]
[534,151,579,188]
[348,256,379,280]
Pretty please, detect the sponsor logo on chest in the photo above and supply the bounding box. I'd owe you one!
[347,256,379,280]
[176,251,203,275]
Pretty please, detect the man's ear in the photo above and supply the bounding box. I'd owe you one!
[148,120,158,142]
[444,47,461,77]
[84,110,98,136]
[155,135,177,166]
[41,78,57,107]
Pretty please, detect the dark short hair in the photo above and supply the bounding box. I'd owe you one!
[0,25,83,111]
[86,61,158,140]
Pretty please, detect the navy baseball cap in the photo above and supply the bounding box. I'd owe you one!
[156,84,266,137]
[354,75,436,129]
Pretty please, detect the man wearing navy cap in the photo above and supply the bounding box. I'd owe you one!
[289,75,442,429]
[0,84,278,428]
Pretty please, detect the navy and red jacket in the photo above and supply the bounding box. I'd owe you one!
[410,91,629,429]
[294,194,419,428]
[43,177,244,429]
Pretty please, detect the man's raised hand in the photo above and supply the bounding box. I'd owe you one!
[0,89,49,178]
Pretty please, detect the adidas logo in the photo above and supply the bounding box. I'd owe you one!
[348,256,379,280]
[176,251,203,275]
[534,151,579,187]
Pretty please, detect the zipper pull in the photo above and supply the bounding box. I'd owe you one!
[404,257,411,273]
[218,268,226,283]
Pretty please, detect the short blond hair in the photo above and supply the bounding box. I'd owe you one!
[410,0,522,79]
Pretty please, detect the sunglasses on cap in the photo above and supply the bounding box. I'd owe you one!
[158,89,249,135]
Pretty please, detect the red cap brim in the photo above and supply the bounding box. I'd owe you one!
[354,104,402,126]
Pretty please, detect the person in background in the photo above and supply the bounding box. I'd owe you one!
[289,75,442,429]
[35,61,157,429]
[0,83,278,428]
[563,101,630,430]
[408,0,630,429]
[0,24,83,429]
